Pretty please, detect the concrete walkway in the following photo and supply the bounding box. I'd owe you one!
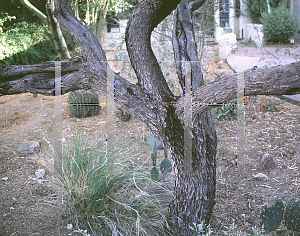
[227,39,300,105]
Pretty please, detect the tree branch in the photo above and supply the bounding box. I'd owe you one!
[174,62,300,125]
[188,0,206,12]
[125,0,180,103]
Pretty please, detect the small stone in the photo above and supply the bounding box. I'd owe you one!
[35,169,45,179]
[2,177,8,181]
[67,224,73,230]
[253,173,269,181]
[261,153,277,170]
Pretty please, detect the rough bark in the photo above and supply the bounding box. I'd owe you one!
[174,62,300,126]
[1,0,300,235]
[170,0,217,234]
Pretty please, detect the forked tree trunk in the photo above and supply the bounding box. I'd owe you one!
[1,0,300,235]
[168,0,217,234]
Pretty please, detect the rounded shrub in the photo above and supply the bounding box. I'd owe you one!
[245,0,281,24]
[261,6,299,43]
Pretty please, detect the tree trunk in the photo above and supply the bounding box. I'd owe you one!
[169,1,217,234]
[1,0,300,235]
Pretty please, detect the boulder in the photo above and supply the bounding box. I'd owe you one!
[18,141,40,154]
[261,153,277,170]
[217,33,237,60]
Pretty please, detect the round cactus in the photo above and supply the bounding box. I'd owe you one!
[68,90,101,118]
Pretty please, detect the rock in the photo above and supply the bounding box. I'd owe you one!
[241,38,249,44]
[253,173,269,181]
[35,169,45,179]
[261,153,277,170]
[217,33,237,60]
[18,141,40,154]
[115,108,131,122]
[155,138,164,149]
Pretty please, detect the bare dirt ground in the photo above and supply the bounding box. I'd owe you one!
[0,45,299,235]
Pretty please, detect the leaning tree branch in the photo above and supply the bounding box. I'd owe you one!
[174,62,300,125]
[125,0,180,103]
[173,0,204,92]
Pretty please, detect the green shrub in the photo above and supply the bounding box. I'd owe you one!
[261,6,299,43]
[244,0,281,24]
[0,16,76,65]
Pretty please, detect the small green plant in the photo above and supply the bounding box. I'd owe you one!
[189,221,212,236]
[212,99,237,120]
[148,132,172,180]
[212,71,225,79]
[262,99,279,112]
[260,198,284,231]
[73,227,91,236]
[148,132,159,181]
[160,146,172,174]
[68,90,101,118]
[167,78,176,93]
[261,6,299,43]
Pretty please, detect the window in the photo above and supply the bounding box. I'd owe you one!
[219,0,230,28]
[106,15,120,33]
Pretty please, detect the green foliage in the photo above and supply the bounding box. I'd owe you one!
[160,158,172,174]
[244,0,281,24]
[151,150,157,166]
[260,198,284,231]
[147,132,156,151]
[261,6,299,43]
[0,19,50,61]
[0,13,16,33]
[163,146,168,159]
[211,99,237,120]
[160,146,172,173]
[150,166,159,181]
[0,15,76,65]
[285,198,300,232]
[262,99,279,112]
[190,221,212,236]
[0,38,57,65]
[68,90,101,118]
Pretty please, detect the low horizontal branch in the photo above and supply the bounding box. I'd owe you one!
[0,57,83,82]
[174,61,300,124]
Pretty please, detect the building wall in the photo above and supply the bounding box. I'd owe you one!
[290,0,300,30]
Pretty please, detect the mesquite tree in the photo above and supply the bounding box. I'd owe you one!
[1,0,300,234]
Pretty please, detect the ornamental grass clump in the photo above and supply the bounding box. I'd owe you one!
[47,123,174,235]
[261,6,299,44]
